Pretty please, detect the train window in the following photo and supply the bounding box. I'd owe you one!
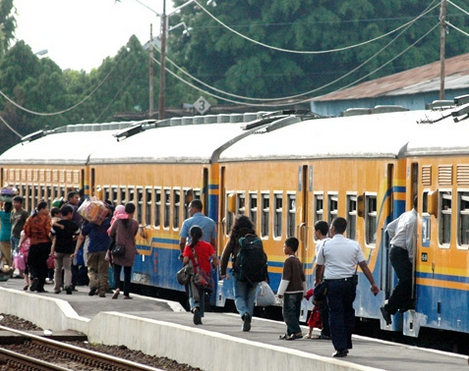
[128,187,135,204]
[103,186,110,204]
[111,186,118,206]
[145,188,152,226]
[249,193,257,227]
[261,193,270,238]
[238,193,245,215]
[173,189,181,230]
[164,188,171,228]
[183,189,193,220]
[33,186,38,204]
[439,191,452,246]
[40,186,46,202]
[287,193,296,238]
[314,193,324,224]
[274,193,283,239]
[119,187,127,204]
[154,188,161,228]
[53,186,58,201]
[365,194,377,246]
[46,186,52,203]
[136,188,143,224]
[328,194,338,225]
[347,194,357,240]
[458,192,469,248]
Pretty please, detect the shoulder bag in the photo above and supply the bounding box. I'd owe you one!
[191,245,214,291]
[176,259,193,285]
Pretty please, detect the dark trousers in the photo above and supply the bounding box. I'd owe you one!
[113,264,132,297]
[319,300,330,337]
[28,242,51,291]
[283,293,303,335]
[326,279,356,351]
[386,246,413,314]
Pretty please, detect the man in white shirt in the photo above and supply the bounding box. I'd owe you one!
[380,197,418,325]
[316,217,379,358]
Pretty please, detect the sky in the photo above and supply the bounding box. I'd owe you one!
[14,0,173,72]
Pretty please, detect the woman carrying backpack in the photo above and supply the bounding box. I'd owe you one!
[220,215,267,332]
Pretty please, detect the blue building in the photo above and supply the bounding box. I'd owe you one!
[310,53,469,117]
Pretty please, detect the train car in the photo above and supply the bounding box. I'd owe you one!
[215,109,429,324]
[400,104,469,337]
[3,98,469,341]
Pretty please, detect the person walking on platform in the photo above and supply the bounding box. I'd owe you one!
[220,215,261,332]
[0,202,13,270]
[23,201,52,293]
[179,199,217,253]
[277,237,306,340]
[308,220,331,340]
[73,207,112,297]
[10,196,29,253]
[109,203,139,300]
[50,205,80,294]
[183,225,219,325]
[316,217,379,358]
[380,196,418,325]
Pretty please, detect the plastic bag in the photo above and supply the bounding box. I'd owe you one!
[256,281,276,306]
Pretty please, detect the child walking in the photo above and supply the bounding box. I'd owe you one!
[277,237,307,340]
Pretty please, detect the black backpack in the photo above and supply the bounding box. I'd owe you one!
[233,234,268,284]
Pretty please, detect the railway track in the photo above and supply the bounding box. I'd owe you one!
[0,325,164,371]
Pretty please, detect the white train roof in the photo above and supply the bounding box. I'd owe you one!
[218,110,429,162]
[88,122,246,164]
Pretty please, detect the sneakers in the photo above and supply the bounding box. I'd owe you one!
[193,308,202,325]
[380,306,392,325]
[65,286,72,295]
[242,312,251,332]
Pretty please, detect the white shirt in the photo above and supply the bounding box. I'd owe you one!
[317,234,365,279]
[386,209,417,260]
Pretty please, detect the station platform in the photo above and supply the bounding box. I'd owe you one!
[0,277,467,371]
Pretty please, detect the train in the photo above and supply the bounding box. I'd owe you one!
[2,96,469,340]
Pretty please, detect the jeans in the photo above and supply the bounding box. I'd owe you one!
[386,246,413,314]
[283,293,303,335]
[188,282,206,316]
[233,275,257,318]
[327,279,356,351]
[11,236,20,253]
[113,264,132,296]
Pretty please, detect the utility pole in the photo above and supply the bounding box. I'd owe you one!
[159,0,167,120]
[149,24,154,118]
[439,0,447,100]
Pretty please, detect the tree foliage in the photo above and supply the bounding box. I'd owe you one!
[0,0,468,154]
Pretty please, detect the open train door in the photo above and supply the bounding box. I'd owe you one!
[297,165,313,280]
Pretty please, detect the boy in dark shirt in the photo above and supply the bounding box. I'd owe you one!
[277,237,306,340]
[50,205,80,294]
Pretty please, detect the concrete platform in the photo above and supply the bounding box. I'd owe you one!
[0,278,467,371]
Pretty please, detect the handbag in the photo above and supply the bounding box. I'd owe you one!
[46,254,56,270]
[256,281,276,306]
[111,244,125,257]
[176,260,193,285]
[191,246,214,291]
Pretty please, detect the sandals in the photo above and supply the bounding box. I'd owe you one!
[312,334,331,340]
[279,332,303,340]
[303,334,312,339]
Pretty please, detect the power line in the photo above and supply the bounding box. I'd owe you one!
[192,0,440,54]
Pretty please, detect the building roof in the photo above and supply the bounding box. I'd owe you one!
[313,53,469,102]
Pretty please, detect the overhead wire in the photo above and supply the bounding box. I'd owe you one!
[192,0,440,54]
[153,8,440,106]
[446,21,469,37]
